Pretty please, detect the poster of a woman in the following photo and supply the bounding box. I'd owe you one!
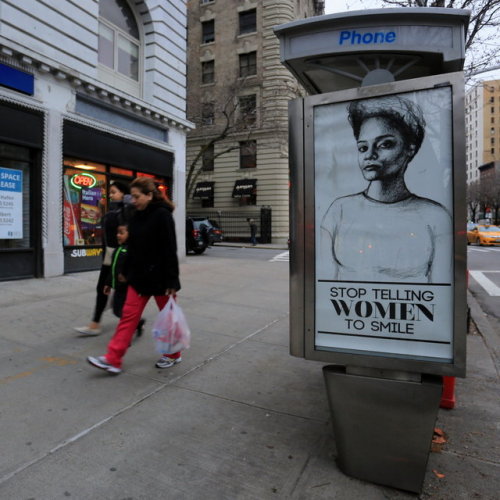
[316,91,453,284]
[314,87,455,360]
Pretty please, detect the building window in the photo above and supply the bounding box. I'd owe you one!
[201,20,215,44]
[239,9,256,35]
[201,102,215,125]
[238,94,256,126]
[239,52,256,77]
[201,60,215,84]
[492,117,495,124]
[491,106,495,113]
[490,96,495,103]
[202,144,214,171]
[491,127,495,135]
[240,140,256,168]
[98,0,140,81]
[492,148,495,155]
[492,137,495,145]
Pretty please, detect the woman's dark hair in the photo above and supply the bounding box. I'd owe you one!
[130,177,175,211]
[348,95,426,157]
[110,180,130,195]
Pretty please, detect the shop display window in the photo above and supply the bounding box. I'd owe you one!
[0,143,32,250]
[110,166,133,176]
[63,161,170,248]
[136,171,170,200]
[63,165,107,247]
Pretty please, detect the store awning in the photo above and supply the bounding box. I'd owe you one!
[232,179,256,198]
[193,181,214,199]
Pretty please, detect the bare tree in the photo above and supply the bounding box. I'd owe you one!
[186,82,257,200]
[481,174,500,223]
[378,0,500,77]
[466,179,481,222]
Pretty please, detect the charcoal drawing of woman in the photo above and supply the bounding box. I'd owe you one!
[320,95,452,283]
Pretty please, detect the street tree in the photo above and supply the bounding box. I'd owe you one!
[186,81,256,200]
[466,179,481,222]
[481,175,500,223]
[375,0,500,77]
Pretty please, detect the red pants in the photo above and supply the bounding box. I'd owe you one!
[105,286,180,368]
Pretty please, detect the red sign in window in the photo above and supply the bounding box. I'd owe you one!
[70,173,97,189]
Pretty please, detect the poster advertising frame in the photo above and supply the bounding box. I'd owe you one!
[290,72,466,377]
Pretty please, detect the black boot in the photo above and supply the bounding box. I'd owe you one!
[136,318,146,338]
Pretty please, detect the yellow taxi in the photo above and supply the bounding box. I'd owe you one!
[467,224,500,246]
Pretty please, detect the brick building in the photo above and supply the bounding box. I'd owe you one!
[186,0,324,243]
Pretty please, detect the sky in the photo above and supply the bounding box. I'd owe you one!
[324,0,379,14]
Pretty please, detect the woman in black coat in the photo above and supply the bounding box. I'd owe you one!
[87,177,181,374]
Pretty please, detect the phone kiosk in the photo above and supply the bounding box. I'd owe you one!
[274,8,469,493]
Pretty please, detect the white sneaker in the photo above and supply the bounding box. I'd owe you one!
[87,356,121,375]
[155,356,182,369]
[74,325,102,336]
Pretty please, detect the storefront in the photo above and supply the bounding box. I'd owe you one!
[62,121,174,273]
[0,0,192,282]
[0,101,43,280]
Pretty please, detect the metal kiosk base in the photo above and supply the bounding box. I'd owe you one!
[323,365,442,493]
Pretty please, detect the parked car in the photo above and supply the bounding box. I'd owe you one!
[186,217,224,254]
[207,219,224,244]
[466,224,500,246]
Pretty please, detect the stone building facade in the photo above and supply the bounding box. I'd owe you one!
[186,0,323,243]
[465,79,500,185]
[0,0,191,280]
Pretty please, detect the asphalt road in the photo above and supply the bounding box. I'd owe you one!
[189,244,290,262]
[467,245,500,321]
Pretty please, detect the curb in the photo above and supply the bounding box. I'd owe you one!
[213,243,288,250]
[467,290,500,375]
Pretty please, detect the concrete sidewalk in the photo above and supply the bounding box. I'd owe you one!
[0,251,498,499]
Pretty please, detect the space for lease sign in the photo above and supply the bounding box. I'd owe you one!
[0,167,23,239]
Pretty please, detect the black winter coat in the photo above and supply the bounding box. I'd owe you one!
[103,201,134,248]
[123,201,180,295]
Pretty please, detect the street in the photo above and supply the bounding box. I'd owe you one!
[468,246,500,321]
[194,244,290,262]
[0,246,498,499]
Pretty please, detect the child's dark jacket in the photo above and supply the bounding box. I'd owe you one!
[106,244,128,317]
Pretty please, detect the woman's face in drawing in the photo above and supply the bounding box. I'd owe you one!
[356,117,415,182]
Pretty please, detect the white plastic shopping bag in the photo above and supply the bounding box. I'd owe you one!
[152,296,191,354]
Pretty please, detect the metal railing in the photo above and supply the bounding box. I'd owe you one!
[187,207,272,243]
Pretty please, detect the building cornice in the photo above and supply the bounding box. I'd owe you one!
[0,42,195,132]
